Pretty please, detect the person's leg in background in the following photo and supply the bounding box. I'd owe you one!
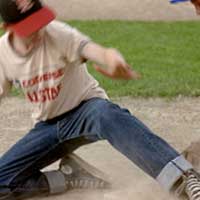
[183,141,200,172]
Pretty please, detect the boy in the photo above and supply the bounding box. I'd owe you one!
[0,0,199,199]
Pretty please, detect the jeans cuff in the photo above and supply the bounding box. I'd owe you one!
[156,155,193,191]
[44,170,66,194]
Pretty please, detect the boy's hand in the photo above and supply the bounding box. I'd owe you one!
[93,48,141,80]
[81,43,141,80]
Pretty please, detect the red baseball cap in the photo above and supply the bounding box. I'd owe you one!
[0,0,55,37]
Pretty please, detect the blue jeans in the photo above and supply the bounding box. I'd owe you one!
[0,98,192,199]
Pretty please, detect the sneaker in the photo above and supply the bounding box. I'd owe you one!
[174,169,200,200]
[59,153,111,190]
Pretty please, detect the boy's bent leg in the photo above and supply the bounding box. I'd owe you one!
[0,122,59,199]
[58,98,192,192]
[0,121,75,199]
[0,119,102,200]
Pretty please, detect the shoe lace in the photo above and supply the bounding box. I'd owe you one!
[185,170,200,200]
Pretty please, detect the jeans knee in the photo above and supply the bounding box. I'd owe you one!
[95,101,129,130]
[102,101,130,120]
[85,99,132,139]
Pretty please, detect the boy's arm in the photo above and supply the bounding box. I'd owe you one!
[81,42,141,80]
[0,65,12,102]
[0,81,12,104]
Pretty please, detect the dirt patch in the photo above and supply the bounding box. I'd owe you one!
[44,0,199,21]
[1,97,200,200]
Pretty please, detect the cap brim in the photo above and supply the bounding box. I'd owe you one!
[8,6,55,37]
[170,0,190,4]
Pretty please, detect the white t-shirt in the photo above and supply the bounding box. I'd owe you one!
[0,20,108,121]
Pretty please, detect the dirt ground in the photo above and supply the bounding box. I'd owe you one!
[44,0,199,21]
[1,97,200,200]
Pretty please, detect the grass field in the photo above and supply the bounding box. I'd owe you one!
[2,20,200,98]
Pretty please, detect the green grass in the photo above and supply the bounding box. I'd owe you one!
[3,21,200,98]
[0,29,3,35]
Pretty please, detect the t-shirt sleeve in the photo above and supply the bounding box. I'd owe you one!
[49,21,91,64]
[0,63,12,101]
